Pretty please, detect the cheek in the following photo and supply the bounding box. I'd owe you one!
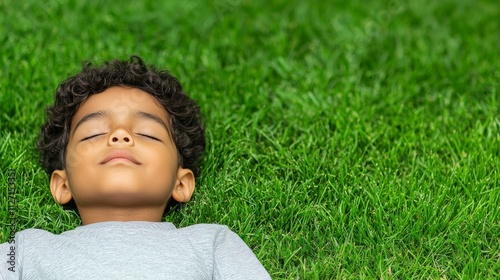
[65,142,98,170]
[144,150,178,182]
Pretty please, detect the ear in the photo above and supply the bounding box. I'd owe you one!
[50,170,73,205]
[171,167,195,203]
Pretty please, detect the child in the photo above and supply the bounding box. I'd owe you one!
[1,56,271,279]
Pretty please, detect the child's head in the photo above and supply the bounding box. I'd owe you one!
[37,56,205,221]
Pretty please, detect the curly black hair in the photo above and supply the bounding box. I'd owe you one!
[37,56,206,182]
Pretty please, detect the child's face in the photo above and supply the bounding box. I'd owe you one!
[50,86,194,214]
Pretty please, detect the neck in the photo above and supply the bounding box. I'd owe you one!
[77,206,166,225]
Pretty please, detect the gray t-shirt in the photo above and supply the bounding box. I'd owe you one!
[0,221,271,279]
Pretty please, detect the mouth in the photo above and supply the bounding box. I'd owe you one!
[100,150,141,165]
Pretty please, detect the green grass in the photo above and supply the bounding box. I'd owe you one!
[1,0,499,278]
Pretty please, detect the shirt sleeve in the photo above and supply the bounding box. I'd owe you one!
[0,239,20,280]
[212,227,271,280]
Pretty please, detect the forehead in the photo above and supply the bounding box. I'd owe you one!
[72,86,167,125]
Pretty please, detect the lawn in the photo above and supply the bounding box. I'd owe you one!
[1,0,499,278]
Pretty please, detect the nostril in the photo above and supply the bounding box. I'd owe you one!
[112,137,118,142]
[124,137,130,142]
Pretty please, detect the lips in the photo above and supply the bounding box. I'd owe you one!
[100,150,141,165]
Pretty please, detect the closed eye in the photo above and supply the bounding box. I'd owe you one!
[81,133,106,141]
[137,133,161,141]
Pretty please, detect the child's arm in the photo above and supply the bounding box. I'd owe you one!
[213,227,271,280]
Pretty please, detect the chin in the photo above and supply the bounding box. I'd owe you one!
[104,192,151,206]
[100,174,143,189]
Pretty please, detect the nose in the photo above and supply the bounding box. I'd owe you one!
[108,128,134,146]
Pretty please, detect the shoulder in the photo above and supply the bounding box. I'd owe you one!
[0,228,60,249]
[16,228,56,238]
[177,224,233,242]
[179,223,229,232]
[0,228,58,279]
[14,228,60,244]
[177,224,251,250]
[2,228,59,247]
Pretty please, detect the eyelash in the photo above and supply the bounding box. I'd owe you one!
[81,133,160,141]
[137,133,160,141]
[81,133,105,141]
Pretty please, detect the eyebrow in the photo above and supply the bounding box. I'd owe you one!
[135,111,171,135]
[72,111,107,136]
[72,110,171,136]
